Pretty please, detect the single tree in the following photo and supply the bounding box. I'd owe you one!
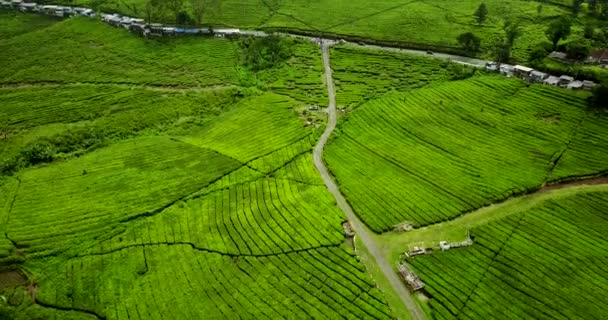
[457,32,481,53]
[588,83,608,112]
[537,3,543,16]
[529,42,552,63]
[589,0,599,14]
[503,20,522,47]
[572,0,583,16]
[144,0,164,23]
[546,16,572,49]
[584,24,596,39]
[492,39,512,63]
[166,0,184,24]
[190,0,205,25]
[474,3,488,24]
[566,41,590,60]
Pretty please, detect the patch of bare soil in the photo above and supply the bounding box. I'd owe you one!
[0,270,27,290]
[541,176,608,193]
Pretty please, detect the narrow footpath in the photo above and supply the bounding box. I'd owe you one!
[313,41,427,320]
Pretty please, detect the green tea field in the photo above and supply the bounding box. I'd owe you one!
[405,186,608,319]
[0,13,395,320]
[55,0,586,62]
[2,6,608,320]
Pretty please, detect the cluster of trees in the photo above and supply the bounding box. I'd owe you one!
[239,36,293,71]
[140,0,220,25]
[459,2,605,63]
[457,3,522,62]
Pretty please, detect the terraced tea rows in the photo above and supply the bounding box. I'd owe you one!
[330,46,463,107]
[33,245,392,320]
[0,17,241,87]
[550,115,608,180]
[408,189,608,320]
[0,14,396,318]
[325,76,602,232]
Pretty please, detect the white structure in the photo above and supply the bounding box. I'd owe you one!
[530,70,548,82]
[513,65,534,78]
[567,80,584,90]
[544,76,559,86]
[558,75,574,87]
[583,80,596,90]
[485,62,498,71]
[439,241,451,251]
[499,64,514,77]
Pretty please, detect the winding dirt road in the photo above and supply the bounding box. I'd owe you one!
[313,42,427,320]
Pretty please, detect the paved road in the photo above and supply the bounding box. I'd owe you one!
[313,42,427,320]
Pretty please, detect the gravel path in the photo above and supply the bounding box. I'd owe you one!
[313,41,428,320]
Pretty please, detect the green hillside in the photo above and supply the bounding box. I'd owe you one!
[51,0,607,62]
[0,16,393,319]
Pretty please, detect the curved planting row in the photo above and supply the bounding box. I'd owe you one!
[325,76,602,232]
[34,244,392,319]
[89,177,345,256]
[330,46,457,107]
[409,189,608,320]
[6,136,242,257]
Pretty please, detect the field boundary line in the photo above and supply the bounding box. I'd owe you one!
[35,299,106,320]
[0,81,235,92]
[313,41,427,320]
[325,0,421,31]
[75,242,343,259]
[544,112,589,182]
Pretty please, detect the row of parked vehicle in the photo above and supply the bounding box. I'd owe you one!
[1,0,242,38]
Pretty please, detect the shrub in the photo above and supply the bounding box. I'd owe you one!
[239,36,293,71]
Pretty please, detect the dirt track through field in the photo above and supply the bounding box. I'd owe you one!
[313,41,427,320]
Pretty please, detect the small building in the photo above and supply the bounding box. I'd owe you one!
[439,241,450,251]
[548,51,568,61]
[485,62,498,71]
[215,28,240,37]
[530,70,548,82]
[588,49,608,65]
[72,7,93,16]
[162,27,176,36]
[567,80,584,90]
[398,263,425,291]
[342,222,355,238]
[558,75,574,87]
[148,23,163,36]
[499,64,514,77]
[544,76,559,86]
[582,80,596,90]
[405,246,427,258]
[41,5,58,14]
[18,2,36,12]
[513,65,534,78]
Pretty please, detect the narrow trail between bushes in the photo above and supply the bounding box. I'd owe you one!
[313,41,427,320]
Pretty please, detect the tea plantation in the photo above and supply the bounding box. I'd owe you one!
[2,8,608,320]
[326,63,608,232]
[55,0,590,61]
[408,187,608,320]
[0,14,393,319]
